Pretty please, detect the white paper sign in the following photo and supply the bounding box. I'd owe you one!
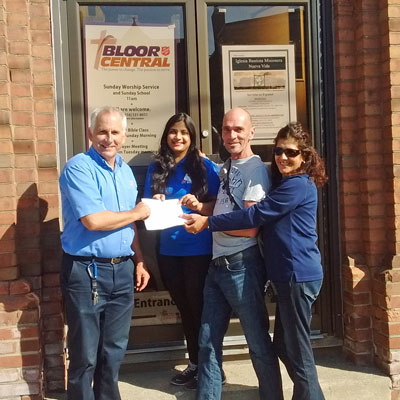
[142,198,184,230]
[84,24,176,162]
[222,45,297,144]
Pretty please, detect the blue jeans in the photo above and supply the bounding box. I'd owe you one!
[197,245,283,400]
[60,253,135,400]
[273,278,325,400]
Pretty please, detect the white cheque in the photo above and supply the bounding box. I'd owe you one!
[142,198,185,230]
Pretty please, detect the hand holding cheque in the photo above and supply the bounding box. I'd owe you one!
[142,198,185,230]
[142,193,212,231]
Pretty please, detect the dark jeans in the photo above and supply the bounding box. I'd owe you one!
[157,253,211,365]
[273,278,325,400]
[60,253,135,400]
[197,246,283,400]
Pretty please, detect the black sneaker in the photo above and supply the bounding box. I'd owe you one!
[221,369,227,385]
[170,366,198,386]
[185,374,198,390]
[185,370,226,390]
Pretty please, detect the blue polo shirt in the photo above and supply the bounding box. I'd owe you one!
[144,157,220,256]
[60,146,138,258]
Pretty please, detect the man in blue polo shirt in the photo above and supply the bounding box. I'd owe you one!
[59,106,150,400]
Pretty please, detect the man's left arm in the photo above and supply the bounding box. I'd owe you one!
[222,200,259,237]
[132,223,150,291]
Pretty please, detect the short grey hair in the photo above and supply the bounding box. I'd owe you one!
[89,107,127,131]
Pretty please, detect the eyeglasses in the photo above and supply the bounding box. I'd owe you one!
[273,147,301,158]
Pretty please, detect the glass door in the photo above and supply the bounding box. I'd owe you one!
[64,0,203,352]
[60,0,332,353]
[195,1,324,333]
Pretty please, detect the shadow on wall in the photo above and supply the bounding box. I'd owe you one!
[0,183,65,397]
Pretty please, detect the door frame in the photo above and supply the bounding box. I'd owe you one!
[194,0,342,337]
[53,0,341,340]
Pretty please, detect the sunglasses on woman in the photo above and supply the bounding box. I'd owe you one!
[273,147,301,158]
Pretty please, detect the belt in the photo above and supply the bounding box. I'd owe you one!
[65,253,131,265]
[211,245,259,267]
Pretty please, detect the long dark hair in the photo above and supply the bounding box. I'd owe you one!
[271,122,328,188]
[151,113,209,201]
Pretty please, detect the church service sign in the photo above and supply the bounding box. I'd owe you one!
[84,24,176,162]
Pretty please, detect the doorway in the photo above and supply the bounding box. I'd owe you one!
[55,0,340,356]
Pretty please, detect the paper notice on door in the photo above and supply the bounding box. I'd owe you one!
[142,198,185,230]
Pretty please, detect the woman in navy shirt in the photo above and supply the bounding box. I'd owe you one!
[184,123,328,399]
[144,113,220,388]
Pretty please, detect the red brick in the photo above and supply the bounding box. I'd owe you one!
[0,65,9,81]
[0,126,11,139]
[14,155,35,168]
[30,17,50,30]
[13,140,35,154]
[41,302,62,316]
[0,240,16,253]
[0,353,40,368]
[36,128,55,141]
[42,273,60,287]
[19,327,40,340]
[42,330,63,344]
[9,41,30,55]
[31,31,50,45]
[0,95,10,109]
[5,0,28,12]
[18,309,39,324]
[31,45,52,59]
[344,290,371,305]
[0,293,39,311]
[37,169,57,181]
[42,287,62,302]
[10,84,31,97]
[0,253,17,268]
[32,58,51,73]
[32,86,53,99]
[35,113,54,127]
[7,12,28,26]
[20,339,40,353]
[38,181,58,194]
[30,3,50,17]
[7,26,28,41]
[14,126,35,140]
[0,341,17,355]
[343,337,373,353]
[14,168,36,183]
[11,97,32,112]
[0,311,21,327]
[8,56,31,71]
[0,110,11,125]
[0,282,9,295]
[22,367,41,383]
[34,99,53,113]
[14,222,40,237]
[12,111,33,126]
[9,280,31,295]
[0,140,13,153]
[33,72,53,86]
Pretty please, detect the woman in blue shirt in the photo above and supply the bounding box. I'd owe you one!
[144,113,220,388]
[183,123,328,399]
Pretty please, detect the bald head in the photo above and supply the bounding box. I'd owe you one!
[222,107,255,160]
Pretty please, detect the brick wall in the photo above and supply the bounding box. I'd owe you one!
[335,0,400,395]
[0,0,64,398]
[3,0,400,398]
